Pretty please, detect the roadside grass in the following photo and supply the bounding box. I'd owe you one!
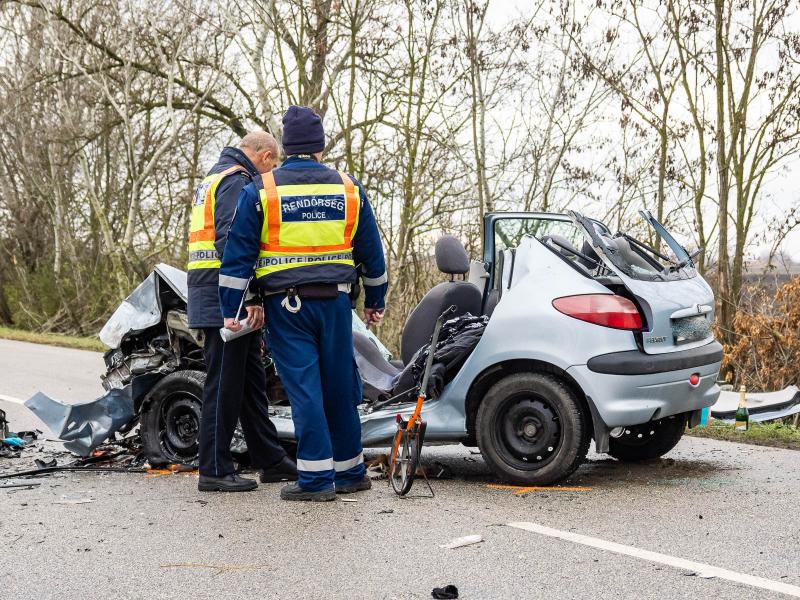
[0,326,106,352]
[687,419,800,451]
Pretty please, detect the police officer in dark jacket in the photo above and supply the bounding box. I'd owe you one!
[188,132,297,492]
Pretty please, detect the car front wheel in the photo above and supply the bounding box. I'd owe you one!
[476,372,590,486]
[141,370,206,467]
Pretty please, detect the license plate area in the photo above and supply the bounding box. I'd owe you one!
[671,314,711,345]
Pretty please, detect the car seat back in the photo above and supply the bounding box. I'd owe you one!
[400,236,482,365]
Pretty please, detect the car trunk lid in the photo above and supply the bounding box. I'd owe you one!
[569,210,715,355]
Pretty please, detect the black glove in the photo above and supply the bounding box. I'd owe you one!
[431,584,458,599]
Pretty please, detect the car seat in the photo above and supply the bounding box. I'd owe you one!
[601,235,658,272]
[399,236,483,365]
[353,330,400,401]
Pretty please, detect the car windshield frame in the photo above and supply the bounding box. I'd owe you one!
[484,212,606,289]
[568,210,697,282]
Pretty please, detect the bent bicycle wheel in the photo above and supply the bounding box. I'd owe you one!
[389,424,421,496]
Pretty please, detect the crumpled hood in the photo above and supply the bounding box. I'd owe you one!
[99,264,188,349]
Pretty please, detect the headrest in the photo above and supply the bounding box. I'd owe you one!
[580,239,600,268]
[546,234,579,256]
[435,235,470,275]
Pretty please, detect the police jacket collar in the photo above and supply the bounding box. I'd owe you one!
[280,155,328,170]
[218,146,260,178]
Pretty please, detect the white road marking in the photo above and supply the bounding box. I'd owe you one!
[508,521,800,598]
[0,393,25,405]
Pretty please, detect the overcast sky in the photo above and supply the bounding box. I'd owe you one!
[484,0,800,264]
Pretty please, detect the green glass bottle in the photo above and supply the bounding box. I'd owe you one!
[734,385,749,431]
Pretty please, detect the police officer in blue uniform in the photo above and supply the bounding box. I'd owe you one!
[188,132,297,492]
[219,107,387,501]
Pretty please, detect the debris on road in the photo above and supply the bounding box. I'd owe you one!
[486,483,593,494]
[0,437,147,480]
[0,409,40,458]
[365,453,388,477]
[431,584,459,599]
[34,458,58,470]
[0,464,145,479]
[25,389,136,457]
[0,482,42,490]
[440,534,483,549]
[712,385,800,423]
[144,464,198,478]
[54,495,94,505]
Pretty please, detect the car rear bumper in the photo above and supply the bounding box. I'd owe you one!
[586,341,723,375]
[567,346,722,427]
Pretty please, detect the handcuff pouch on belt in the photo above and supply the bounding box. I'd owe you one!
[281,284,341,314]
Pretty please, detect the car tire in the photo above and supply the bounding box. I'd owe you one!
[476,372,590,486]
[607,414,686,462]
[141,370,206,467]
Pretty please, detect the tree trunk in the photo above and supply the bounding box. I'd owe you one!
[714,0,732,349]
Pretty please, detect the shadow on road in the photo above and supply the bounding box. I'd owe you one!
[367,446,738,492]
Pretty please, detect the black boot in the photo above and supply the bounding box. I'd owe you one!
[198,473,258,492]
[279,482,336,502]
[260,455,298,483]
[335,474,372,494]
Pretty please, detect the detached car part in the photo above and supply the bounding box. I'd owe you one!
[25,389,137,457]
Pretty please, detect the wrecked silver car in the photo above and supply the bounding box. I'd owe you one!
[31,209,723,486]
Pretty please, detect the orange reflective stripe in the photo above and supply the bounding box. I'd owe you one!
[263,172,281,247]
[189,230,216,242]
[339,171,358,243]
[198,165,248,235]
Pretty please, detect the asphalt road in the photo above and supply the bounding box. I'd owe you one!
[1,338,799,599]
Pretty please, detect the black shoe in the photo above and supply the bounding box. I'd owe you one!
[279,482,336,502]
[335,475,372,494]
[198,473,258,492]
[260,456,298,483]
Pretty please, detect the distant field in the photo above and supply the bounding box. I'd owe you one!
[687,419,800,451]
[0,326,105,352]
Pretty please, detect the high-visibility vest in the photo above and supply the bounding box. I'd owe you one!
[254,170,360,283]
[187,165,248,273]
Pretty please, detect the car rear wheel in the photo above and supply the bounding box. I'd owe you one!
[476,372,590,486]
[607,414,686,462]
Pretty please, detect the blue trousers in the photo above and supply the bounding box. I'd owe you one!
[264,293,365,491]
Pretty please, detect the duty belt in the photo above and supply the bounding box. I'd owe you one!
[273,283,352,313]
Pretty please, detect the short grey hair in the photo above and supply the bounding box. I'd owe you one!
[239,131,279,155]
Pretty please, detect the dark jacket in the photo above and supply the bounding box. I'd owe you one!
[187,147,260,328]
[218,157,388,318]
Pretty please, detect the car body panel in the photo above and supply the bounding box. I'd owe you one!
[567,362,720,427]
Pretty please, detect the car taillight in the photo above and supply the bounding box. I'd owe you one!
[552,294,642,330]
